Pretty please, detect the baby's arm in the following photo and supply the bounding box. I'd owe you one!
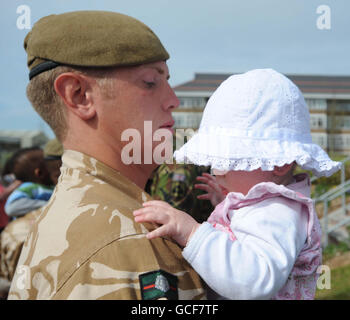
[183,198,308,299]
[133,200,200,247]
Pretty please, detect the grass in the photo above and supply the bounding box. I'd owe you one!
[322,241,350,261]
[315,239,350,300]
[315,263,350,300]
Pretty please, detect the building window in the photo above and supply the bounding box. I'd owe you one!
[178,97,206,109]
[335,116,350,129]
[310,114,326,129]
[173,112,203,128]
[336,101,350,112]
[305,99,327,111]
[311,133,327,149]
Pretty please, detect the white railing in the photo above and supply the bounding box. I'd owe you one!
[313,156,350,247]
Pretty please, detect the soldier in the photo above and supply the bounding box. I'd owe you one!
[146,163,214,223]
[8,11,205,300]
[43,138,64,186]
[0,139,63,284]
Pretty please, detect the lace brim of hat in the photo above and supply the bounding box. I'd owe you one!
[174,132,342,178]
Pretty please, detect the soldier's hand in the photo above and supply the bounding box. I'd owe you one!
[195,173,226,207]
[133,200,200,247]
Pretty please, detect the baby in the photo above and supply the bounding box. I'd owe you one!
[134,69,341,300]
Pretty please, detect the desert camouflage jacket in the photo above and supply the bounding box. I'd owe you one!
[146,163,213,223]
[8,150,206,300]
[0,209,41,281]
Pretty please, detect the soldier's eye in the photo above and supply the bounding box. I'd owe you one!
[144,81,156,89]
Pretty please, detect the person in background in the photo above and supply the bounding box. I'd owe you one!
[43,138,64,185]
[0,139,63,286]
[146,163,214,223]
[4,147,53,218]
[146,133,214,223]
[0,163,22,232]
[0,159,22,300]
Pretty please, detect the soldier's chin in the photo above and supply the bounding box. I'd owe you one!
[151,134,174,164]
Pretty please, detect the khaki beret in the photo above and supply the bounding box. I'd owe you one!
[44,139,64,160]
[24,11,169,80]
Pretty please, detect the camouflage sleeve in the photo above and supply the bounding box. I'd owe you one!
[149,165,192,207]
[0,210,41,281]
[53,235,205,300]
[148,165,213,223]
[0,224,25,281]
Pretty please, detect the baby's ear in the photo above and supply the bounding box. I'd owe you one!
[273,162,295,177]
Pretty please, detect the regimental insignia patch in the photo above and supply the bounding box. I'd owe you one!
[139,270,179,300]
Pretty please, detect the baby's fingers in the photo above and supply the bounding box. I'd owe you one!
[197,194,211,200]
[146,225,171,240]
[202,173,216,181]
[207,180,222,192]
[133,208,167,225]
[196,176,209,183]
[142,200,170,209]
[194,183,211,192]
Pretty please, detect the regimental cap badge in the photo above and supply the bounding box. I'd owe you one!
[139,270,178,300]
[155,274,170,293]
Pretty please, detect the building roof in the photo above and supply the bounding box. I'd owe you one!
[0,130,49,147]
[173,73,350,98]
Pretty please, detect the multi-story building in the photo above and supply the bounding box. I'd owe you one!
[173,73,350,155]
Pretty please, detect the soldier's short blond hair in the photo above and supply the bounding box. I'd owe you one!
[26,66,116,141]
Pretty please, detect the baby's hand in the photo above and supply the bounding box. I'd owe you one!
[133,200,200,247]
[195,173,227,207]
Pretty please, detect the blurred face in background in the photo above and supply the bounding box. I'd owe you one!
[45,159,62,186]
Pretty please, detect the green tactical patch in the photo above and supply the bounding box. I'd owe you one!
[139,270,178,300]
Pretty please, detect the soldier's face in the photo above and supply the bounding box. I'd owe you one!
[97,61,179,164]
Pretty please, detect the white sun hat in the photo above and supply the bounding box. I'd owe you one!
[174,68,341,177]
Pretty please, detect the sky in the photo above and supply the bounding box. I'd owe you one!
[0,0,349,138]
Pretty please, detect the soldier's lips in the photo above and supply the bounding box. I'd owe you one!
[159,121,175,134]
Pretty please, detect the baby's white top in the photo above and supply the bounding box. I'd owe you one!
[182,179,310,299]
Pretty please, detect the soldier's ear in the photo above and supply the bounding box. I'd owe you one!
[54,72,97,121]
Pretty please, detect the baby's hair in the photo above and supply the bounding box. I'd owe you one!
[6,147,44,182]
